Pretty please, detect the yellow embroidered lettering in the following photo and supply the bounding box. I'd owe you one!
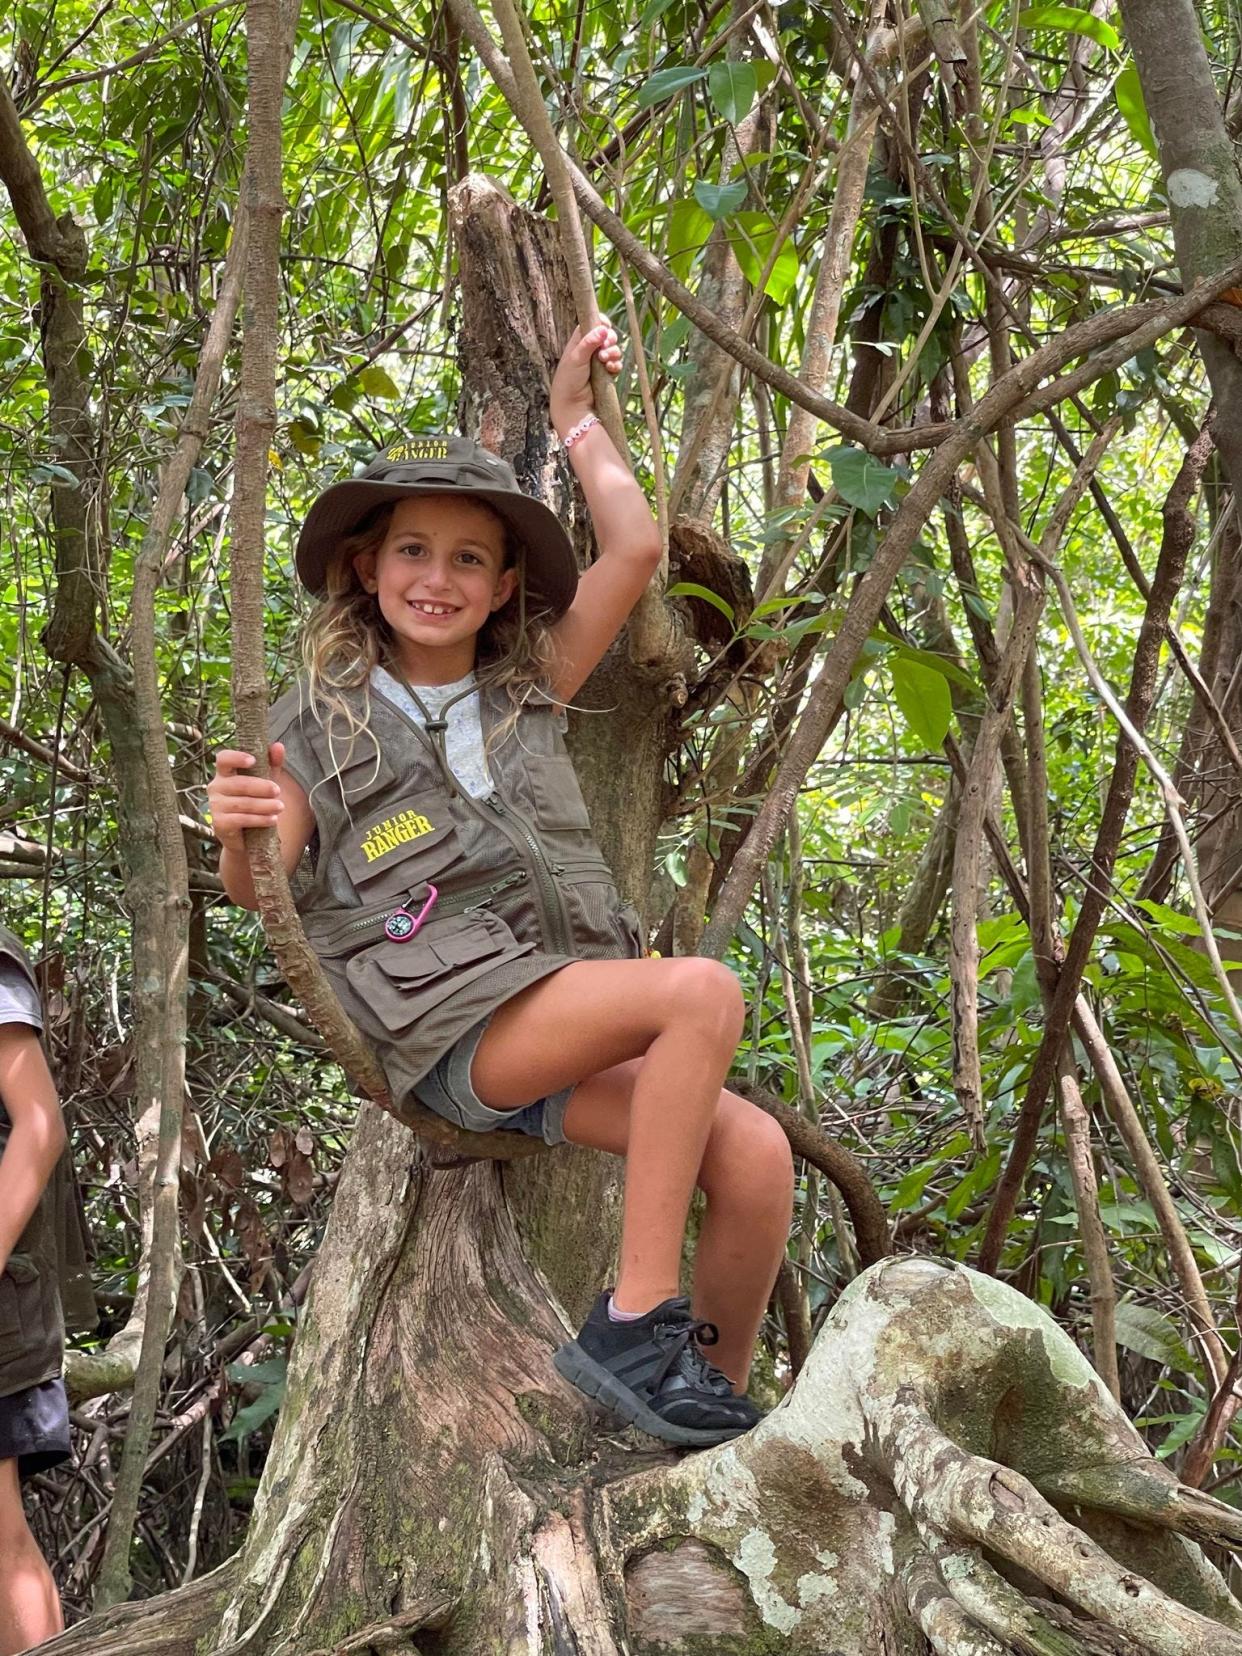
[385,438,450,464]
[359,812,434,864]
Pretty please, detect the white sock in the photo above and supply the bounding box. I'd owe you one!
[607,1294,645,1322]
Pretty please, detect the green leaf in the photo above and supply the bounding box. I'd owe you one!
[724,211,799,304]
[226,1357,287,1385]
[977,913,1033,978]
[825,446,903,515]
[666,200,713,280]
[358,364,399,399]
[666,581,735,623]
[890,655,953,750]
[693,179,748,220]
[891,1161,938,1210]
[707,61,757,126]
[664,847,688,887]
[1113,1300,1189,1368]
[751,592,826,619]
[636,65,707,109]
[945,1150,1000,1221]
[1114,64,1158,159]
[1004,107,1052,130]
[876,632,979,692]
[1017,6,1120,50]
[32,462,80,488]
[640,0,678,25]
[1135,900,1199,936]
[1155,1407,1206,1459]
[221,1378,286,1443]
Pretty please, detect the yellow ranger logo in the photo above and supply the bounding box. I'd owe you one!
[385,437,451,463]
[360,809,435,864]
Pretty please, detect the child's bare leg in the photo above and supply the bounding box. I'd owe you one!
[472,957,747,1312]
[689,1099,793,1385]
[560,1065,793,1387]
[0,1459,62,1656]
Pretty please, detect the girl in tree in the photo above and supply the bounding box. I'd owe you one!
[207,323,794,1447]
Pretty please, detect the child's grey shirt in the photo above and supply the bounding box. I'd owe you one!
[371,666,494,801]
[0,961,42,1031]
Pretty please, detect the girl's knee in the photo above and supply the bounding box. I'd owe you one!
[703,1097,794,1205]
[665,958,746,1045]
[749,1108,795,1197]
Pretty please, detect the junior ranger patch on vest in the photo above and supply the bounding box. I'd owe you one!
[268,676,644,1117]
[359,810,435,864]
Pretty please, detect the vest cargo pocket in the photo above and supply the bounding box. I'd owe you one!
[524,755,593,832]
[345,912,533,1038]
[339,797,463,899]
[331,739,397,806]
[613,901,645,958]
[0,1252,44,1376]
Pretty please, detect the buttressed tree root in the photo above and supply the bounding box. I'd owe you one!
[601,1257,1242,1655]
[44,1239,1242,1655]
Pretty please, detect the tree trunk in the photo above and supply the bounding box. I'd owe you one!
[1112,3,1242,946]
[44,1132,1242,1653]
[449,173,680,905]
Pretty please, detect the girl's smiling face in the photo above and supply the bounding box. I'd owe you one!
[352,494,517,683]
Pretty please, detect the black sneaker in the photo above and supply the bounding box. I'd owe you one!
[553,1293,762,1447]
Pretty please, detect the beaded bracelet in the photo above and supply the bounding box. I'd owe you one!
[561,412,600,451]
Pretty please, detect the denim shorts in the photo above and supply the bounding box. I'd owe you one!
[414,1014,574,1146]
[0,1376,71,1479]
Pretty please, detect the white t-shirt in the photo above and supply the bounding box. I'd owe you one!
[371,666,494,800]
[0,960,42,1030]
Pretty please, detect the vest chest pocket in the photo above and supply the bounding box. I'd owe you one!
[340,799,463,897]
[331,739,397,806]
[345,912,533,1038]
[524,754,593,833]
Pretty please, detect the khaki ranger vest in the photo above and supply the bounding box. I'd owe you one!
[0,928,96,1397]
[268,675,643,1113]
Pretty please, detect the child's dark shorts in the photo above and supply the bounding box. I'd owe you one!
[414,1014,574,1146]
[0,1377,71,1479]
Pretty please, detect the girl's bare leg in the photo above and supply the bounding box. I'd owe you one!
[471,958,793,1383]
[0,1459,62,1656]
[560,1063,793,1387]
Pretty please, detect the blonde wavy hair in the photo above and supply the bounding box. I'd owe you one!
[300,497,562,770]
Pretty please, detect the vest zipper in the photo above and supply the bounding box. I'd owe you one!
[368,680,574,956]
[337,868,530,947]
[485,795,573,956]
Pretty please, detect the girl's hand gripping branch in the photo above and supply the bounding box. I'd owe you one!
[207,743,288,851]
[549,321,623,438]
[207,743,315,909]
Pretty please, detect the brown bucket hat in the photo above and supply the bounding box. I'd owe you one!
[295,435,579,619]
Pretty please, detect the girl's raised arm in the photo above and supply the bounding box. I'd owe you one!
[545,324,662,704]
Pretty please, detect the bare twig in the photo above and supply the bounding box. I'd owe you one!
[0,714,91,781]
[1056,1056,1121,1400]
[1182,1263,1242,1487]
[979,418,1224,1272]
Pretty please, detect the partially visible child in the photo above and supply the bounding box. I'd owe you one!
[0,926,71,1655]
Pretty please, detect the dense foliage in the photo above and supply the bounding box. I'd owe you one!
[2,0,1241,1613]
